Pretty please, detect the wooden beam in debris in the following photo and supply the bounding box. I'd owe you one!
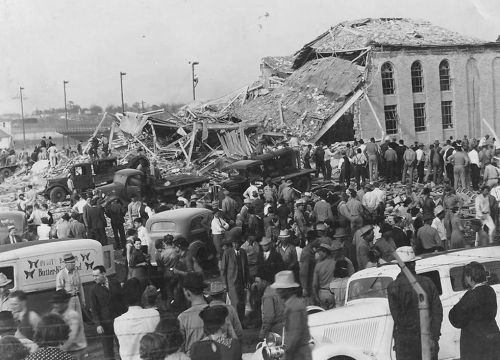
[217,133,231,157]
[108,122,115,151]
[187,122,198,165]
[278,100,285,126]
[83,112,109,154]
[312,89,364,143]
[178,140,190,161]
[149,120,158,155]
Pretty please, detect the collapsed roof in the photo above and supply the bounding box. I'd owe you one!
[232,56,363,139]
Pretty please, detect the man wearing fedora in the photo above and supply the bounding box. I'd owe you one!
[51,290,87,359]
[207,281,243,339]
[388,247,443,360]
[356,225,375,271]
[312,243,337,309]
[272,270,312,360]
[1,225,24,245]
[258,236,284,285]
[221,234,249,322]
[56,253,85,321]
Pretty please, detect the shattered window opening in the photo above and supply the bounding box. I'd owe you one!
[381,62,395,95]
[439,60,451,91]
[441,101,453,129]
[384,105,398,135]
[413,103,426,132]
[411,61,424,93]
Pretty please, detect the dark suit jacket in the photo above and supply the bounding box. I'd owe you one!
[89,278,126,327]
[0,234,23,245]
[258,247,284,283]
[86,205,107,230]
[105,202,125,224]
[221,248,249,288]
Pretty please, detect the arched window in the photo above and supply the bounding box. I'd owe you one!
[381,62,395,95]
[439,60,451,91]
[411,61,424,93]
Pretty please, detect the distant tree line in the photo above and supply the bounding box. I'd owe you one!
[31,101,184,116]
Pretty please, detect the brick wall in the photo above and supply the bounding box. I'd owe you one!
[359,47,500,143]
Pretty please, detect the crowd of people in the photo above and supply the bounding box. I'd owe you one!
[2,132,500,359]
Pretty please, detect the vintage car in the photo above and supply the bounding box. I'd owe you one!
[253,246,500,360]
[145,208,212,262]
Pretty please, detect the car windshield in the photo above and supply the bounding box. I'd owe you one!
[150,221,176,233]
[227,168,245,178]
[347,276,394,302]
[450,261,500,291]
[113,173,128,185]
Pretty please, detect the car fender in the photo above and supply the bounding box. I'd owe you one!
[312,343,378,360]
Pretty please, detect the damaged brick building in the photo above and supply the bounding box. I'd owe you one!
[257,18,500,143]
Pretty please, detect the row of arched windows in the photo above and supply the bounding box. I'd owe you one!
[381,60,451,94]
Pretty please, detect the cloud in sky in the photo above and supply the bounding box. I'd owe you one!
[1,0,499,114]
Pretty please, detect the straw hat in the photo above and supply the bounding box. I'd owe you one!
[63,253,75,262]
[0,273,12,287]
[434,205,445,216]
[207,281,226,296]
[271,271,300,289]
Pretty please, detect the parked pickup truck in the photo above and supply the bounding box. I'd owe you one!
[222,148,314,194]
[97,168,210,205]
[42,156,148,203]
[252,246,500,360]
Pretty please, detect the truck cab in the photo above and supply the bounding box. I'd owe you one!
[43,157,123,202]
[222,148,314,194]
[97,169,210,205]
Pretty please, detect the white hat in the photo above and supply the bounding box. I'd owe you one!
[434,205,444,216]
[271,271,300,289]
[395,246,420,263]
[0,273,12,287]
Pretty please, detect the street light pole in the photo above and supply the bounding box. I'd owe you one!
[191,61,199,101]
[63,80,69,148]
[19,86,25,149]
[120,72,126,114]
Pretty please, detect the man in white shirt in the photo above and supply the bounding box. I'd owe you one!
[243,180,259,199]
[114,278,160,360]
[324,146,333,180]
[468,145,480,190]
[127,195,142,224]
[72,195,87,215]
[475,185,496,244]
[431,206,447,249]
[133,218,150,248]
[415,143,425,183]
[211,209,229,261]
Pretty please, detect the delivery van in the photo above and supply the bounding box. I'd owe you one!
[0,238,115,314]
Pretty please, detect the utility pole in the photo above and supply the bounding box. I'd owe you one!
[63,80,69,148]
[120,72,126,114]
[190,61,199,100]
[19,86,25,149]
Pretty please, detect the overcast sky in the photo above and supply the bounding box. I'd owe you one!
[1,0,500,114]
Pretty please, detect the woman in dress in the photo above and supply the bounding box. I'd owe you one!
[449,207,465,249]
[25,313,73,360]
[449,262,500,360]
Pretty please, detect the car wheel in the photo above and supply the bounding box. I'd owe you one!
[50,187,66,203]
[1,168,12,178]
[295,175,311,192]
